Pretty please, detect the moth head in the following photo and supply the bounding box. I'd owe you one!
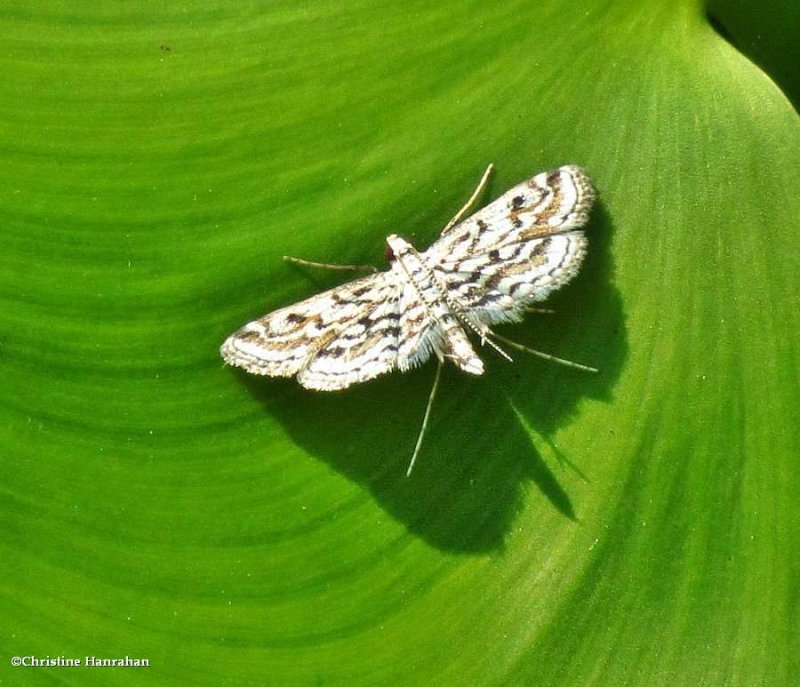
[385,233,410,262]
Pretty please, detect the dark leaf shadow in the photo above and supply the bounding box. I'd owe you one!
[238,200,625,553]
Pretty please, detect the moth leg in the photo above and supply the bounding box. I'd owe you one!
[441,163,495,233]
[489,331,598,373]
[406,361,443,476]
[523,307,556,315]
[283,255,379,273]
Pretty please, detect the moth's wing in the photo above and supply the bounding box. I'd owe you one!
[435,232,588,326]
[396,278,437,372]
[298,274,403,391]
[425,165,595,263]
[220,272,402,391]
[423,165,595,325]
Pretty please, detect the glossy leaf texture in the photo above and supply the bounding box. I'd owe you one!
[1,0,798,684]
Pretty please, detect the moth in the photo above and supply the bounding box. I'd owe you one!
[221,164,596,473]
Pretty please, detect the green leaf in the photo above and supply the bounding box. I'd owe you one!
[2,0,798,685]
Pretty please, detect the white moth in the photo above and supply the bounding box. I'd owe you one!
[221,164,596,474]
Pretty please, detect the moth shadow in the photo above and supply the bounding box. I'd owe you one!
[244,200,625,554]
[493,200,626,434]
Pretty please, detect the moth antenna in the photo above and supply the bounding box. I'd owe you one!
[481,334,514,363]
